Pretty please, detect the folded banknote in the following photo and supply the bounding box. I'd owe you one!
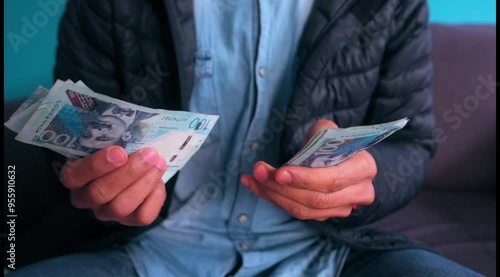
[5,80,219,183]
[285,118,409,167]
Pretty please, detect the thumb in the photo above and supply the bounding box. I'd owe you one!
[304,119,339,145]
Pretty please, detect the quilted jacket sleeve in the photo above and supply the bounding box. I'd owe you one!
[25,0,165,265]
[330,0,436,227]
[54,0,121,98]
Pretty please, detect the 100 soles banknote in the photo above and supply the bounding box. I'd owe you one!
[6,80,219,183]
[285,118,409,167]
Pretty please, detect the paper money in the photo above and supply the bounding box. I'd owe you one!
[285,118,409,167]
[6,79,408,181]
[7,80,219,183]
[9,86,49,119]
[4,81,90,134]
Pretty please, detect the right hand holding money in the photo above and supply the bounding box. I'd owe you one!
[242,119,377,221]
[60,146,168,226]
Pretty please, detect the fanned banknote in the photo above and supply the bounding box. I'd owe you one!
[5,97,47,134]
[285,118,409,167]
[5,80,91,133]
[7,80,219,183]
[9,86,49,119]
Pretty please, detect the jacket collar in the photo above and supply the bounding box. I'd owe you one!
[297,0,390,71]
[161,0,389,110]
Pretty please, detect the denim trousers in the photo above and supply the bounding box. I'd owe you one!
[7,245,484,277]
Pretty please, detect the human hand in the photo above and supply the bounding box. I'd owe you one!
[60,146,167,226]
[241,120,376,221]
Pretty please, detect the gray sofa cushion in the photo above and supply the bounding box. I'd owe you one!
[425,24,496,191]
[373,190,496,277]
[372,24,496,277]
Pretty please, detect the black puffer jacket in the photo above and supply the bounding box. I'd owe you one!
[15,0,436,267]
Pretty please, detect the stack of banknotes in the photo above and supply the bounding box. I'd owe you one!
[5,79,409,183]
[284,118,408,167]
[5,80,219,183]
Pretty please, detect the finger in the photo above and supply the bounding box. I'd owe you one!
[315,204,359,221]
[241,175,279,206]
[94,158,167,220]
[262,176,375,209]
[274,151,377,192]
[118,181,167,226]
[71,148,162,209]
[252,161,276,184]
[61,146,128,189]
[243,176,355,220]
[331,151,377,178]
[247,172,374,210]
[304,119,338,145]
[252,161,348,194]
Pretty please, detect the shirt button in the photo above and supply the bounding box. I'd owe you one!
[240,243,249,251]
[259,67,266,77]
[238,214,248,223]
[251,142,260,151]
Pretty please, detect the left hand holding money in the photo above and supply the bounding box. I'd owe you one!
[241,120,377,221]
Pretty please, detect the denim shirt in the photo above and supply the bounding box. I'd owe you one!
[126,1,349,276]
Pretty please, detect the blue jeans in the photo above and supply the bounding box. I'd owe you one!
[340,249,484,277]
[7,246,484,277]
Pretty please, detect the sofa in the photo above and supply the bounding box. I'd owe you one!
[3,24,496,275]
[370,24,496,277]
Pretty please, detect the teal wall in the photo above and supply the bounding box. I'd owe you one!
[429,0,497,24]
[4,0,497,101]
[5,0,66,102]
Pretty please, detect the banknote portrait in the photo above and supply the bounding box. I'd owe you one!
[40,90,159,154]
[81,102,159,149]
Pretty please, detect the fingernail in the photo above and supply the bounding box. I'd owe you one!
[155,157,167,171]
[60,167,72,185]
[142,148,158,164]
[254,165,268,183]
[277,171,293,184]
[241,177,250,187]
[107,147,127,165]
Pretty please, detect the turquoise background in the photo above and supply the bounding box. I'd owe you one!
[4,0,497,101]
